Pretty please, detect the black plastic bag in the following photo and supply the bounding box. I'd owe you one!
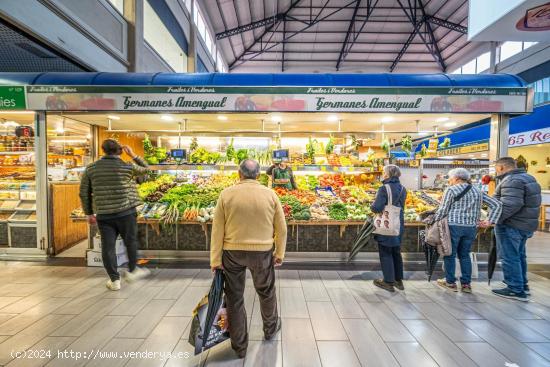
[188,269,229,355]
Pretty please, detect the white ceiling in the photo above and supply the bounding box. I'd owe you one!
[203,0,484,73]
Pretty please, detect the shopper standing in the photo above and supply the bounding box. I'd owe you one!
[435,168,502,293]
[210,159,287,359]
[492,157,541,301]
[80,139,150,291]
[371,165,407,292]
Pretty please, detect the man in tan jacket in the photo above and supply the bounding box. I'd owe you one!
[210,159,287,359]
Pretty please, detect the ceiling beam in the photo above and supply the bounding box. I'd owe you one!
[394,0,445,71]
[216,14,284,40]
[336,0,362,70]
[228,0,302,69]
[390,19,424,72]
[424,15,467,34]
[231,0,358,70]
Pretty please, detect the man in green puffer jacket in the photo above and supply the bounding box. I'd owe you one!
[80,139,150,291]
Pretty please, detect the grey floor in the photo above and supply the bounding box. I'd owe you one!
[0,264,550,367]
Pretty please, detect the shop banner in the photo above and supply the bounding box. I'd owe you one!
[25,86,530,113]
[509,127,550,147]
[0,86,26,110]
[436,142,490,156]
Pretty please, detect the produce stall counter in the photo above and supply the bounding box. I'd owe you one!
[72,217,493,255]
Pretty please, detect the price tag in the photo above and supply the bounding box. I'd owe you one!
[332,166,339,172]
[349,167,354,172]
[197,165,203,171]
[320,166,327,171]
[292,165,298,171]
[219,165,225,171]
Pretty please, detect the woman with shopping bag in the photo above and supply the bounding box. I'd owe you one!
[370,165,407,292]
[434,168,502,293]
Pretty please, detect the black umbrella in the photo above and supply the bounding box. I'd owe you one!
[347,218,375,262]
[420,230,440,282]
[488,233,498,285]
[201,269,225,352]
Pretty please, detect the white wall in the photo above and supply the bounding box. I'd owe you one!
[496,42,550,75]
[0,0,128,71]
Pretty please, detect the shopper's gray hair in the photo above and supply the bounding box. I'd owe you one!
[448,168,471,182]
[384,164,401,178]
[239,159,260,179]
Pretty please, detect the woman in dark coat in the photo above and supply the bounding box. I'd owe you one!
[370,164,407,292]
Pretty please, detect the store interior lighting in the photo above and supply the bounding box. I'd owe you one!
[381,116,393,123]
[160,115,174,121]
[217,115,228,121]
[444,122,457,127]
[107,115,120,120]
[436,117,450,122]
[327,115,339,122]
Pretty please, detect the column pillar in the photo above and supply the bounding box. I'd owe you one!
[187,0,196,73]
[489,113,510,162]
[35,111,49,253]
[124,0,145,72]
[489,41,498,74]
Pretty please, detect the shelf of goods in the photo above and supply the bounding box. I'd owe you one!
[0,180,37,248]
[71,171,494,254]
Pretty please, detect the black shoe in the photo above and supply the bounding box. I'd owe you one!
[525,285,531,296]
[373,279,395,292]
[236,350,246,359]
[395,280,405,291]
[265,318,282,341]
[492,287,529,302]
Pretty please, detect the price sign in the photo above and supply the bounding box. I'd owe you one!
[320,166,327,171]
[219,165,225,171]
[197,166,203,171]
[332,166,339,172]
[292,165,298,171]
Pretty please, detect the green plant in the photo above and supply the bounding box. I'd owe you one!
[380,138,390,154]
[439,137,451,149]
[306,137,316,163]
[419,143,428,158]
[401,135,412,154]
[190,137,198,152]
[325,135,334,154]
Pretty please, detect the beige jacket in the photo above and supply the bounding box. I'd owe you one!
[210,179,287,267]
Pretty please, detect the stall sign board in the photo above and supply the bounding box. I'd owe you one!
[0,86,26,110]
[436,142,490,157]
[25,86,531,113]
[508,127,550,147]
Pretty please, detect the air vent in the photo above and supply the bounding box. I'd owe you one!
[14,42,56,58]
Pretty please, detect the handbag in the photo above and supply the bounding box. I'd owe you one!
[373,184,403,236]
[425,185,472,251]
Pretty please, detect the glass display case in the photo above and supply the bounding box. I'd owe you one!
[0,113,37,248]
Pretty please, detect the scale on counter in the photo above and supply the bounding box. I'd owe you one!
[273,149,290,162]
[170,149,187,164]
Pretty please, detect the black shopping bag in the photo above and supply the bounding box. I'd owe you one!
[188,269,229,355]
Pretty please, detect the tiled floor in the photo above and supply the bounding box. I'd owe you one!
[0,264,550,367]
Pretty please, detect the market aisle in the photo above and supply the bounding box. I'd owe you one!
[0,264,550,366]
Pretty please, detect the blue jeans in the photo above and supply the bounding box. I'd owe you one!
[444,225,477,285]
[495,224,532,294]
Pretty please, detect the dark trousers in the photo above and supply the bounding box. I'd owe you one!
[96,213,138,281]
[222,250,278,353]
[378,244,403,284]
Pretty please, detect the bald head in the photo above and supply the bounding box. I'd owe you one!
[239,159,260,180]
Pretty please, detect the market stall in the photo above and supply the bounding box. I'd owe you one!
[0,73,533,261]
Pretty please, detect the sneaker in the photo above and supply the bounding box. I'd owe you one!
[524,285,531,296]
[373,279,395,292]
[265,318,282,341]
[106,279,121,291]
[492,287,529,302]
[395,280,405,291]
[124,267,151,283]
[437,278,458,292]
[461,284,472,293]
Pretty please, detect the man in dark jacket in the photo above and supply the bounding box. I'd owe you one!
[492,157,541,301]
[80,139,150,291]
